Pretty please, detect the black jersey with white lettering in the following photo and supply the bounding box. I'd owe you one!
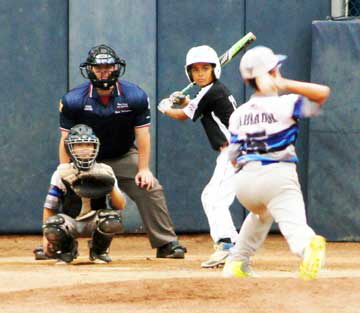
[183,80,237,151]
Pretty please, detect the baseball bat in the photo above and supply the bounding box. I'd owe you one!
[181,32,256,94]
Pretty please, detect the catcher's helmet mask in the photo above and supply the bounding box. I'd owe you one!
[65,124,100,171]
[80,44,126,90]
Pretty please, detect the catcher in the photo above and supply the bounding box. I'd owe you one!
[34,124,125,264]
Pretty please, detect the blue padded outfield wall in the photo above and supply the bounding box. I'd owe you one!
[244,0,331,199]
[0,1,68,233]
[308,21,360,241]
[4,1,358,242]
[156,0,247,232]
[156,0,330,233]
[67,0,157,233]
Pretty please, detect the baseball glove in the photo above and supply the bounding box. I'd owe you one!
[59,163,115,199]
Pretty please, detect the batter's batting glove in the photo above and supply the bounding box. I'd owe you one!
[157,98,173,114]
[169,91,190,107]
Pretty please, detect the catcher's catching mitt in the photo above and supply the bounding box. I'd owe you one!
[59,163,115,199]
[72,173,115,199]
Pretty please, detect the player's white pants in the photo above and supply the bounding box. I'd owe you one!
[230,161,316,261]
[201,147,238,243]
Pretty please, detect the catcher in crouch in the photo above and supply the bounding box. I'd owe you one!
[38,124,125,264]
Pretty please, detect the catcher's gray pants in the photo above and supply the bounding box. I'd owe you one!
[102,147,177,248]
[57,212,98,238]
[230,161,316,262]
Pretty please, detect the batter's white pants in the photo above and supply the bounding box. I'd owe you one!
[230,161,316,261]
[201,147,238,243]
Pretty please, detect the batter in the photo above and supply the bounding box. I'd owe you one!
[158,45,238,268]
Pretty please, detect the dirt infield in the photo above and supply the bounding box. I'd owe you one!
[0,234,359,313]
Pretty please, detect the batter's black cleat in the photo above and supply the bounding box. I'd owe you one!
[88,240,112,263]
[156,240,187,259]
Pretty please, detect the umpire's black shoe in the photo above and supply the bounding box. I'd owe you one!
[156,240,187,259]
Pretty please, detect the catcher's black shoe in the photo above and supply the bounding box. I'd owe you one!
[33,246,52,260]
[156,240,187,259]
[57,240,79,264]
[88,240,112,263]
[89,249,112,263]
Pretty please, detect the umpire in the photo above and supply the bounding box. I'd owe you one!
[57,44,186,258]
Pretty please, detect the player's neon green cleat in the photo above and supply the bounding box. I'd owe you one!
[298,235,326,280]
[222,259,253,278]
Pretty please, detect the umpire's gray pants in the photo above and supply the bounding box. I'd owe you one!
[102,147,177,248]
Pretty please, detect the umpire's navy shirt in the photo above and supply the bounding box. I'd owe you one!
[60,81,150,160]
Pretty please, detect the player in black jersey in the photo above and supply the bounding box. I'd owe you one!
[158,45,238,268]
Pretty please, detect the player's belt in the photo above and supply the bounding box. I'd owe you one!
[260,160,280,166]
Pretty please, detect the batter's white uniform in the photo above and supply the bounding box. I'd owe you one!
[183,80,238,243]
[228,93,320,261]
